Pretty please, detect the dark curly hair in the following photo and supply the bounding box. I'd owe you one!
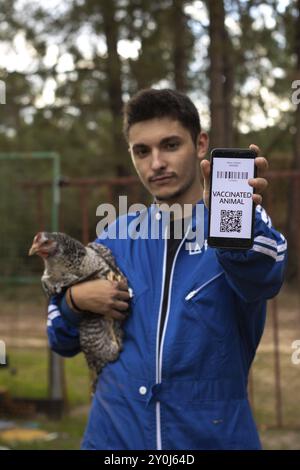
[123,88,201,145]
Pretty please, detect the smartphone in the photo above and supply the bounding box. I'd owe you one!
[207,148,257,249]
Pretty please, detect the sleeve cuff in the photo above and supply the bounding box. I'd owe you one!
[59,293,84,327]
[216,247,250,258]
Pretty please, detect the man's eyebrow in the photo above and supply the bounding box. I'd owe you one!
[132,143,149,151]
[160,135,182,144]
[132,135,182,150]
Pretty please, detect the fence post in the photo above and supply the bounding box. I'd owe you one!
[267,182,283,428]
[48,153,67,417]
[271,297,283,427]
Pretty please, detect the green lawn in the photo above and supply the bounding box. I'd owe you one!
[0,348,90,450]
[0,414,87,450]
[0,348,90,406]
[251,351,300,428]
[0,284,299,449]
[0,347,300,449]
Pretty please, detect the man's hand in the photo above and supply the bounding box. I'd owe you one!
[200,144,269,209]
[66,278,131,321]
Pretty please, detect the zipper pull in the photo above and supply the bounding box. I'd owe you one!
[185,290,196,301]
[128,287,134,298]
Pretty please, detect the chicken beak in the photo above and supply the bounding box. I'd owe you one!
[28,242,39,256]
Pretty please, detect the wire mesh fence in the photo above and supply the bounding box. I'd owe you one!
[0,152,63,416]
[0,152,60,282]
[0,162,299,429]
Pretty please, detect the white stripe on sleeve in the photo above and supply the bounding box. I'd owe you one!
[48,311,61,321]
[253,235,277,250]
[48,305,60,315]
[252,244,277,260]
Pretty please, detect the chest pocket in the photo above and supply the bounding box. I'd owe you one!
[182,270,234,339]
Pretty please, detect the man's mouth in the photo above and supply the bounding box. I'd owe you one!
[149,174,175,184]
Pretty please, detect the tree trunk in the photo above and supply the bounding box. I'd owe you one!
[288,0,300,281]
[223,27,234,147]
[208,0,226,148]
[100,0,128,176]
[172,0,188,92]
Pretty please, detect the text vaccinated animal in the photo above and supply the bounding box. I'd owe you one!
[29,232,130,389]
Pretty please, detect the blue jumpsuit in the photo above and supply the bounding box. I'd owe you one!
[47,201,287,450]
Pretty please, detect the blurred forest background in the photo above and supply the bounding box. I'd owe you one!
[0,0,298,169]
[0,0,300,450]
[0,0,299,276]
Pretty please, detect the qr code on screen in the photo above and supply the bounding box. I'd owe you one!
[220,210,242,233]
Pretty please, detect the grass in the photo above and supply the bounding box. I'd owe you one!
[250,351,300,428]
[0,348,90,450]
[0,283,300,449]
[1,347,300,449]
[0,348,90,406]
[0,413,87,450]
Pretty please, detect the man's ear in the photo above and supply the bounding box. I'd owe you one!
[196,132,209,161]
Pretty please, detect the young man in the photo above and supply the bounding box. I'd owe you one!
[47,89,287,450]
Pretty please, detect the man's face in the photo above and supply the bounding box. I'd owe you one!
[128,117,207,205]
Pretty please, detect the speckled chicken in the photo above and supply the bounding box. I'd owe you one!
[29,231,129,390]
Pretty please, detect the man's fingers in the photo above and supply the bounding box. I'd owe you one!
[252,194,262,206]
[249,143,261,156]
[255,156,268,172]
[117,280,129,291]
[116,289,131,300]
[109,309,128,321]
[248,177,268,193]
[113,300,130,311]
[249,144,268,173]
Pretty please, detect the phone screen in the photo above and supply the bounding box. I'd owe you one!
[208,148,256,249]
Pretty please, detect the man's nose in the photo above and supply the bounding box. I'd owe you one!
[151,149,167,171]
